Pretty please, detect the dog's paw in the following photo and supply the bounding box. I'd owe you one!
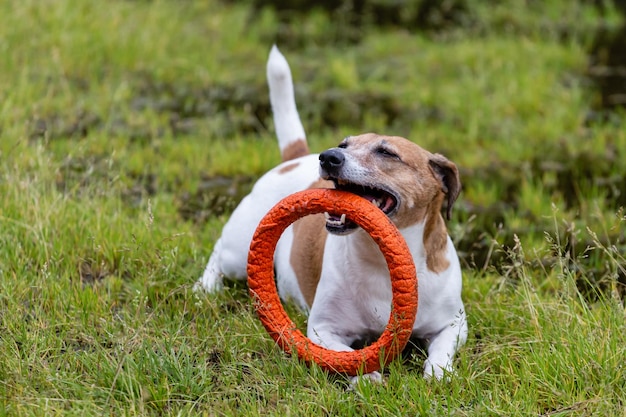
[348,371,384,388]
[193,270,224,293]
[193,279,220,293]
[423,360,454,381]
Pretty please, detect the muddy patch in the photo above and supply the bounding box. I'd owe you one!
[121,172,158,208]
[29,73,428,142]
[177,175,256,224]
[30,110,101,141]
[587,3,626,121]
[55,155,115,197]
[235,0,471,46]
[129,76,272,138]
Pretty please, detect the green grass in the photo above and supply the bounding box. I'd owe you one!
[1,0,625,415]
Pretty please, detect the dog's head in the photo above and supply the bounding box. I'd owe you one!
[319,133,460,235]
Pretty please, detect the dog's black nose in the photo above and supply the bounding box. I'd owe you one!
[319,149,345,172]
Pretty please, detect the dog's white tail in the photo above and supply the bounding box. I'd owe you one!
[267,45,309,162]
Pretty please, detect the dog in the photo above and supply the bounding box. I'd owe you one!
[196,46,467,381]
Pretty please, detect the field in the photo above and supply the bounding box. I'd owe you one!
[1,0,625,415]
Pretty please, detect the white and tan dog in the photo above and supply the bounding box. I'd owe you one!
[197,46,467,381]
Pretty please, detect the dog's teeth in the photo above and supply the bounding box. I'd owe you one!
[372,199,381,208]
[324,212,347,227]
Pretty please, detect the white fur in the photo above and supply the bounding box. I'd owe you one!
[267,45,306,155]
[196,46,467,381]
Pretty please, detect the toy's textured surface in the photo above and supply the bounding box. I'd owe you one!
[247,189,418,375]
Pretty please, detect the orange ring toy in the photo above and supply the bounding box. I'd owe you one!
[247,188,418,375]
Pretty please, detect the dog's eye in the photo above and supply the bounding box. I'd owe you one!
[376,147,399,159]
[338,142,348,149]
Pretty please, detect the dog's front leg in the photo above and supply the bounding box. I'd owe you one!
[195,230,250,292]
[195,238,226,292]
[422,310,468,379]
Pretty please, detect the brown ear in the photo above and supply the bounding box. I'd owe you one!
[428,154,461,220]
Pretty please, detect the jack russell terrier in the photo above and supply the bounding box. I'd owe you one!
[196,46,467,381]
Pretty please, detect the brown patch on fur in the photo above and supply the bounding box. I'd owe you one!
[290,178,334,307]
[423,193,450,273]
[281,139,309,162]
[428,154,461,220]
[290,213,328,307]
[278,162,299,174]
[308,178,334,189]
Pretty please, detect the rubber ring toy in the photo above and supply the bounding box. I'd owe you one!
[247,188,418,375]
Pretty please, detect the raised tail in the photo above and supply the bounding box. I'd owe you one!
[267,45,309,162]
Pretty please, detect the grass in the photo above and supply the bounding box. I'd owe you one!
[1,0,625,415]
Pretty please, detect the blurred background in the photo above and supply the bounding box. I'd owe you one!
[2,0,625,300]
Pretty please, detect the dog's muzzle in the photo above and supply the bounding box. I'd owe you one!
[318,148,398,235]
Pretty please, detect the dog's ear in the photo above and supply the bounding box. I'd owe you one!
[428,154,461,220]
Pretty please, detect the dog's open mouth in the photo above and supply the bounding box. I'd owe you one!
[324,180,398,235]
